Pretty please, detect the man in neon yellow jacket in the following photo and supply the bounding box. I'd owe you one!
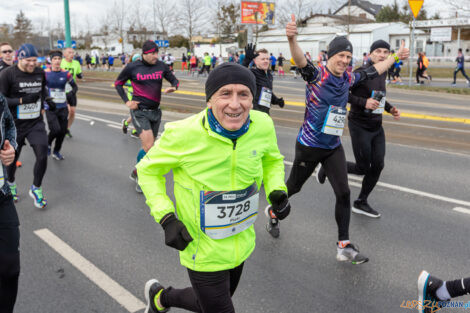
[137,62,290,313]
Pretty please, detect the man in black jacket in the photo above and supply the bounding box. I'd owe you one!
[242,44,284,115]
[346,40,400,218]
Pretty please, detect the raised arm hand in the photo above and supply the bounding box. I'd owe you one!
[373,40,409,75]
[286,14,307,69]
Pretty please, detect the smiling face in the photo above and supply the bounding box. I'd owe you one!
[254,52,270,71]
[207,84,253,131]
[18,57,37,73]
[370,47,390,64]
[326,51,352,76]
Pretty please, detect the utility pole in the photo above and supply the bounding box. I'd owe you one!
[64,0,72,47]
[34,3,52,50]
[347,0,351,38]
[408,17,415,87]
[153,0,157,40]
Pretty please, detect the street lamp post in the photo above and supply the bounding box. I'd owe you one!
[34,3,52,50]
[64,0,72,48]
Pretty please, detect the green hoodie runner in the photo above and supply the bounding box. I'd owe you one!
[137,109,286,272]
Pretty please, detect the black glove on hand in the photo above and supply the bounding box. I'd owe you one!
[160,213,193,251]
[244,43,259,63]
[21,93,40,104]
[45,97,56,111]
[269,190,290,220]
[276,97,285,108]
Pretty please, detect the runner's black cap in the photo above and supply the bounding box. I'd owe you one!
[49,50,63,59]
[370,40,390,53]
[205,63,256,102]
[142,40,158,54]
[327,36,353,58]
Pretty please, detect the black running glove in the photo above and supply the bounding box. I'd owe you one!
[269,190,290,220]
[160,213,193,251]
[21,93,40,104]
[45,97,56,111]
[244,43,259,66]
[275,97,285,108]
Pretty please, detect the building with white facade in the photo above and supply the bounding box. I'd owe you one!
[255,22,426,60]
[333,0,383,21]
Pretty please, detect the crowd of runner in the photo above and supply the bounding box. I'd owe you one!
[1,14,469,313]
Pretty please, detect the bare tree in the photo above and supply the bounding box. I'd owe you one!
[153,0,177,36]
[444,0,470,17]
[130,3,151,32]
[277,0,315,27]
[109,0,128,52]
[179,0,207,52]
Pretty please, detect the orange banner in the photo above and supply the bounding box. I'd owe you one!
[241,1,275,25]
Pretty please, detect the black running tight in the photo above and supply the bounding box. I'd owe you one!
[446,277,470,298]
[7,143,48,187]
[160,263,244,313]
[286,141,351,241]
[347,121,385,202]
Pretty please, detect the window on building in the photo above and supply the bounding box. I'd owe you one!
[359,13,366,18]
[396,39,400,49]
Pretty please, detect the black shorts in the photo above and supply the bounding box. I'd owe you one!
[66,92,77,107]
[130,108,162,137]
[17,120,48,147]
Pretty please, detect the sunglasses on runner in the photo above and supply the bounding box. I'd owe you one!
[1,50,13,54]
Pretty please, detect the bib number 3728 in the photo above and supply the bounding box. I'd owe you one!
[200,183,259,240]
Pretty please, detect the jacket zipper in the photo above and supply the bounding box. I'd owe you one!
[231,138,239,266]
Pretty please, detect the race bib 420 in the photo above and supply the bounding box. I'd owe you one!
[321,105,346,136]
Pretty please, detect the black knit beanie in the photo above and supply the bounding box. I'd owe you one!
[327,36,353,58]
[205,63,256,102]
[370,40,390,53]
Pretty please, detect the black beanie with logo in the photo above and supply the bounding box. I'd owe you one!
[327,36,353,58]
[205,63,256,102]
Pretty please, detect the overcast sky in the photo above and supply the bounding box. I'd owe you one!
[2,0,458,37]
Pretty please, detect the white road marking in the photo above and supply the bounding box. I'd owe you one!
[283,161,470,207]
[78,111,470,204]
[107,124,122,129]
[76,113,120,126]
[453,207,470,215]
[75,115,92,122]
[34,228,145,313]
[384,121,470,134]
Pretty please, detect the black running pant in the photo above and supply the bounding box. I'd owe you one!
[286,141,350,241]
[416,67,427,83]
[453,67,470,84]
[199,65,210,75]
[446,277,470,298]
[161,263,244,313]
[347,121,385,202]
[7,121,48,187]
[47,107,69,153]
[0,195,20,313]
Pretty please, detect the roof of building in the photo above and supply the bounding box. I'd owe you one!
[333,0,383,17]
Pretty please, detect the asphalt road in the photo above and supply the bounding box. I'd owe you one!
[78,73,470,155]
[12,97,470,313]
